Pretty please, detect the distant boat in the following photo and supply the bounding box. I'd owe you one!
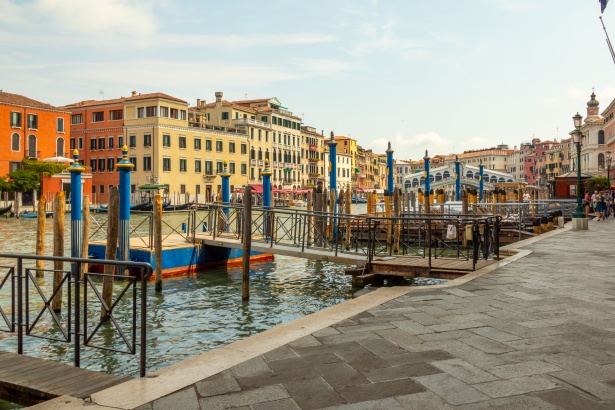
[20,211,53,219]
[0,204,12,216]
[352,197,367,204]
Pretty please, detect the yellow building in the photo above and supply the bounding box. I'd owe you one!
[301,126,325,188]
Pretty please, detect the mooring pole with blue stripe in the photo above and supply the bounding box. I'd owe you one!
[455,155,461,201]
[386,141,394,195]
[116,145,134,275]
[219,160,232,232]
[261,159,273,239]
[479,159,484,202]
[68,149,85,277]
[328,132,338,236]
[423,150,431,202]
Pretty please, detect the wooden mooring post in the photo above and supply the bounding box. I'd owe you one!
[345,187,351,249]
[81,196,90,279]
[101,188,119,319]
[242,186,252,300]
[51,192,65,313]
[307,190,313,246]
[154,194,163,292]
[35,196,46,277]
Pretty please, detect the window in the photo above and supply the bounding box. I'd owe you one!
[170,108,178,119]
[107,136,114,150]
[129,134,136,148]
[11,133,19,151]
[179,135,187,149]
[108,158,115,172]
[28,114,38,129]
[163,157,171,172]
[144,134,151,147]
[229,162,235,174]
[78,137,83,150]
[205,160,213,175]
[57,118,65,132]
[241,163,247,175]
[110,109,123,121]
[98,137,105,150]
[258,130,261,141]
[180,158,187,172]
[160,106,169,117]
[216,140,223,152]
[250,148,255,160]
[90,159,97,171]
[92,112,104,122]
[272,116,277,125]
[194,137,201,150]
[250,129,254,139]
[180,184,186,194]
[118,135,123,147]
[216,161,223,173]
[145,106,157,117]
[129,156,137,170]
[205,139,212,151]
[241,143,247,155]
[70,138,75,150]
[163,134,171,147]
[180,110,187,120]
[229,142,235,153]
[195,159,202,173]
[137,107,144,118]
[10,111,22,127]
[221,112,229,120]
[143,156,152,171]
[100,185,105,194]
[261,116,268,122]
[98,158,106,172]
[56,137,65,157]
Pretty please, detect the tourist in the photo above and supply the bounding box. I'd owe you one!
[592,190,598,214]
[595,191,605,221]
[585,191,591,215]
[606,192,613,219]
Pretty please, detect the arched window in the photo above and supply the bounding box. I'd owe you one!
[443,171,450,179]
[507,179,513,182]
[490,176,497,183]
[56,137,65,157]
[498,177,505,183]
[599,153,605,169]
[412,179,419,187]
[265,149,269,160]
[273,150,277,162]
[258,148,262,160]
[250,147,255,160]
[599,130,605,145]
[11,133,20,151]
[419,177,425,186]
[28,135,37,158]
[466,170,473,178]
[435,173,442,181]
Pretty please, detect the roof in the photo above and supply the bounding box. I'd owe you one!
[0,91,67,112]
[62,92,187,109]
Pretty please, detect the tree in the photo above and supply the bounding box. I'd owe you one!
[22,158,68,176]
[5,169,40,192]
[584,176,609,194]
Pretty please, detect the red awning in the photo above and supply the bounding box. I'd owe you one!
[249,184,264,193]
[353,187,364,192]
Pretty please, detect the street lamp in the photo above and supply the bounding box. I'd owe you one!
[570,112,584,219]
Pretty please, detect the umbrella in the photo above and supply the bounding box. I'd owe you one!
[43,156,74,163]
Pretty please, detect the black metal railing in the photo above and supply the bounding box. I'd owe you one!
[0,253,152,377]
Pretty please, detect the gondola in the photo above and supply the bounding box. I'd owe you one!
[0,204,12,216]
[20,211,53,218]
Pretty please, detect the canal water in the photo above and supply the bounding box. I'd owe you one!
[0,206,443,378]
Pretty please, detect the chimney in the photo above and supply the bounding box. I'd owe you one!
[196,98,201,107]
[131,91,137,97]
[215,91,223,103]
[201,99,206,107]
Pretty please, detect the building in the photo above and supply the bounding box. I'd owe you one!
[458,145,513,173]
[576,92,605,176]
[301,126,325,189]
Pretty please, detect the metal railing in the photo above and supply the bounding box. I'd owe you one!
[0,253,152,377]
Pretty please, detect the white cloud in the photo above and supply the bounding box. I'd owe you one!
[346,21,428,60]
[484,0,541,12]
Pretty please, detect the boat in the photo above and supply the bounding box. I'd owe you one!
[20,211,53,219]
[292,200,307,207]
[164,202,196,211]
[352,197,367,204]
[0,204,12,216]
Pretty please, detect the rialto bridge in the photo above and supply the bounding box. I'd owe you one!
[402,163,516,194]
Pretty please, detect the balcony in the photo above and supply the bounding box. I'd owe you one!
[250,159,256,166]
[258,160,264,166]
[188,122,247,135]
[308,157,319,162]
[24,150,40,159]
[234,118,271,129]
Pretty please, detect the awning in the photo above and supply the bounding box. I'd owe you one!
[353,187,364,192]
[138,184,168,192]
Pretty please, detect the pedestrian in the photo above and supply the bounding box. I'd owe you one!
[606,193,613,219]
[595,191,605,221]
[592,190,598,214]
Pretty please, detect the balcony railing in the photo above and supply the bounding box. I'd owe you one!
[188,122,247,135]
[234,118,271,129]
[24,150,40,159]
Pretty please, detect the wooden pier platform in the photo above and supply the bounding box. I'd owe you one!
[0,351,130,405]
[370,257,499,279]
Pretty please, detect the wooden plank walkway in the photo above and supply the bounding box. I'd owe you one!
[371,257,499,279]
[0,351,130,404]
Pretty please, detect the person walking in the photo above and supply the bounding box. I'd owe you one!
[595,191,605,221]
[606,192,613,219]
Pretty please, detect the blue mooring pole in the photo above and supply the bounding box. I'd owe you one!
[455,155,461,201]
[262,159,273,240]
[117,145,134,275]
[220,160,232,231]
[328,132,338,236]
[423,150,431,201]
[386,141,394,195]
[68,149,85,278]
[479,159,484,202]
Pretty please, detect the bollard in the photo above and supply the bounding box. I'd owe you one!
[533,218,541,235]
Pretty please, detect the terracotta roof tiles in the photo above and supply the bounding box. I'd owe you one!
[62,92,187,110]
[0,91,66,112]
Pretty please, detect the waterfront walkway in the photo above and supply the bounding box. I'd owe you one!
[35,218,615,409]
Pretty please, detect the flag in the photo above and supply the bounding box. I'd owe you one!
[601,0,609,13]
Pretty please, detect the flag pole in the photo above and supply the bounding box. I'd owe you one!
[600,16,615,67]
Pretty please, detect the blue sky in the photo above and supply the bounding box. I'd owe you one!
[1,0,614,160]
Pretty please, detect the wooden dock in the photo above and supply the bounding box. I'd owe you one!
[0,351,130,405]
[370,257,499,279]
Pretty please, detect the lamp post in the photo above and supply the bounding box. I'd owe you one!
[571,112,585,222]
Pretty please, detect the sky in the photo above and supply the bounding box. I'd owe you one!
[1,0,614,161]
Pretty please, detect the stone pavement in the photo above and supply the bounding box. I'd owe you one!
[35,218,615,409]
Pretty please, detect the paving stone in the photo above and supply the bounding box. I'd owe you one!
[468,326,521,342]
[195,370,241,397]
[429,321,485,332]
[317,331,381,345]
[516,317,573,328]
[386,349,455,366]
[443,288,478,298]
[503,336,570,351]
[548,370,615,400]
[337,378,425,403]
[152,387,200,410]
[413,305,450,317]
[486,360,562,379]
[357,314,408,324]
[313,362,370,389]
[414,373,490,405]
[331,341,390,372]
[374,328,424,349]
[236,367,319,389]
[263,345,298,362]
[198,384,289,410]
[284,377,345,410]
[394,391,455,410]
[250,398,301,410]
[313,327,341,337]
[268,352,341,372]
[455,395,557,410]
[534,388,613,410]
[389,319,434,335]
[416,330,474,342]
[444,343,507,367]
[431,358,499,384]
[357,338,408,359]
[498,346,563,363]
[362,362,442,382]
[402,312,445,326]
[288,334,322,347]
[440,313,494,324]
[337,323,396,334]
[547,354,615,381]
[473,375,559,398]
[231,356,272,378]
[319,397,405,409]
[458,334,516,354]
[368,306,419,317]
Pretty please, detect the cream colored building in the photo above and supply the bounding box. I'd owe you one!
[458,145,513,172]
[577,92,606,175]
[301,126,325,188]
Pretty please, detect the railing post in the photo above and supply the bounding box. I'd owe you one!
[140,266,149,377]
[17,257,23,355]
[74,261,81,368]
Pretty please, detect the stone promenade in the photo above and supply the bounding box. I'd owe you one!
[36,219,615,409]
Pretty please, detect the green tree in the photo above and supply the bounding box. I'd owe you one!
[5,169,40,192]
[22,158,68,176]
[584,176,609,193]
